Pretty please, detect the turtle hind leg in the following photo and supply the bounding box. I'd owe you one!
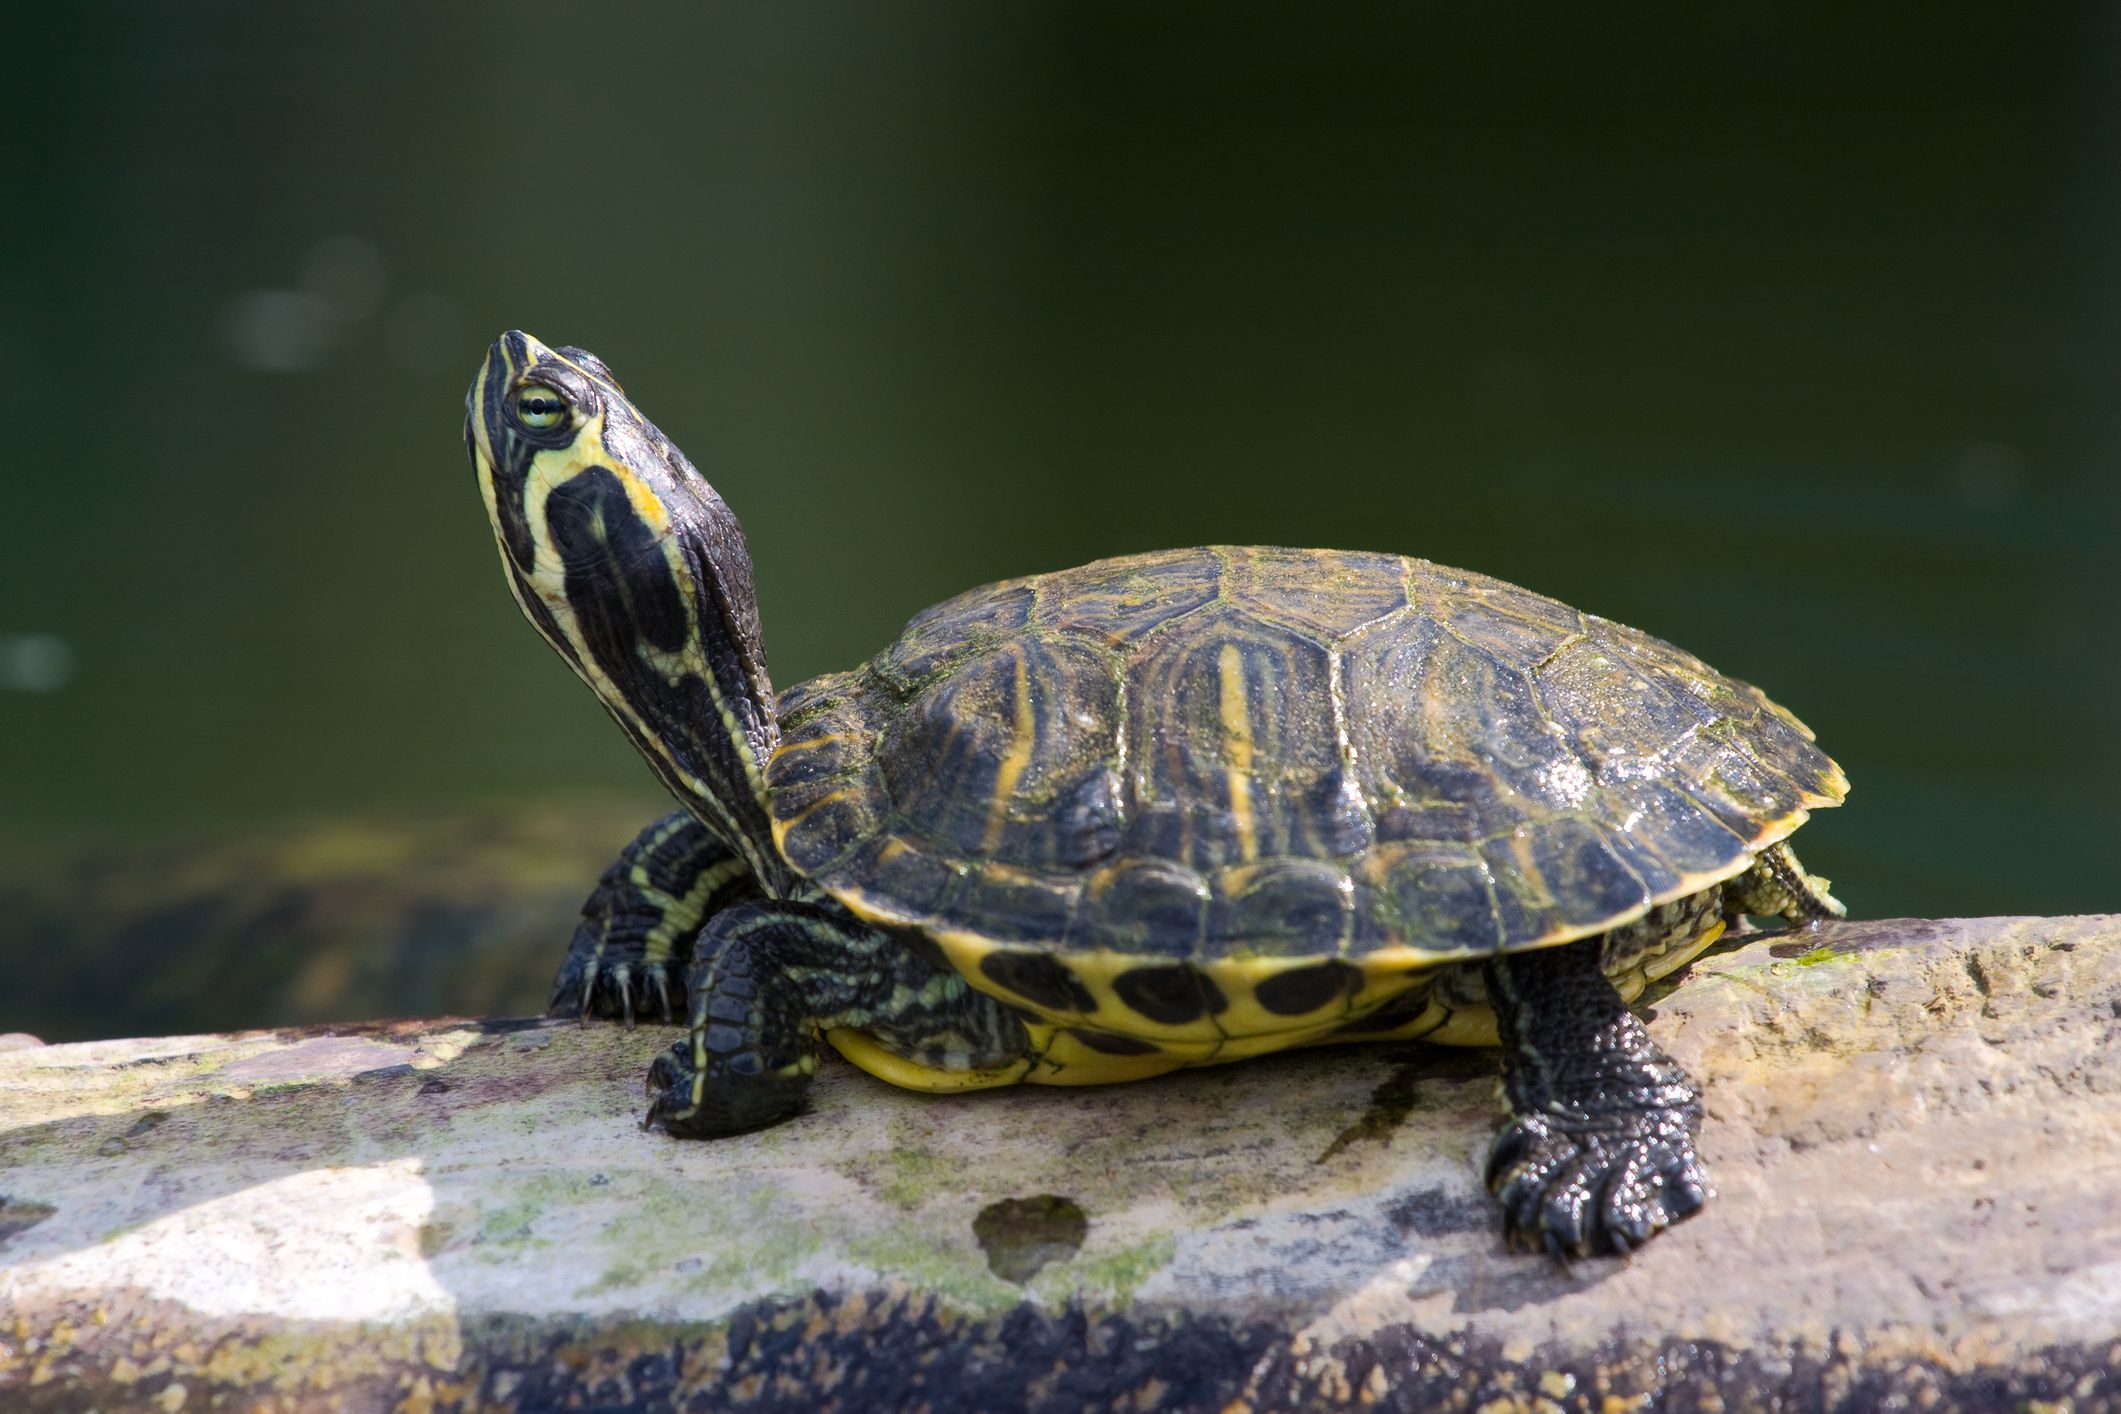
[1725,840,1845,926]
[1483,935,1709,1259]
[548,811,761,1025]
[646,901,1030,1138]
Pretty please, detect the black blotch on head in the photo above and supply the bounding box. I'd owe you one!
[1255,960,1363,1017]
[980,951,1096,1014]
[1067,1028,1161,1057]
[547,466,690,656]
[1112,965,1224,1025]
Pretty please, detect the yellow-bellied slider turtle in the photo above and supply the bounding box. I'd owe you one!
[464,332,1847,1257]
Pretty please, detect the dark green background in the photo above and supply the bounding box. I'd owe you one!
[4,6,2116,1037]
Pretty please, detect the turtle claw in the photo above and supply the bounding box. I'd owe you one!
[641,1035,812,1140]
[1487,1111,1709,1261]
[548,953,685,1027]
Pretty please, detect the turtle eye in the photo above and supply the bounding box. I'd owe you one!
[514,385,570,433]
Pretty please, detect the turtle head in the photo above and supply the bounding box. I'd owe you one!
[465,331,788,892]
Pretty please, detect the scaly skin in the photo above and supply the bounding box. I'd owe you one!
[645,900,1030,1137]
[1481,851,1843,1258]
[1484,934,1710,1258]
[549,812,760,1025]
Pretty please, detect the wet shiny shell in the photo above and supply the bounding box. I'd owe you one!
[768,547,1846,1052]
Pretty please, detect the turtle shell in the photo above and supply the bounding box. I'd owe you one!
[767,547,1845,1060]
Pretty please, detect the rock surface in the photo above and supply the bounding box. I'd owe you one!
[0,916,2115,1411]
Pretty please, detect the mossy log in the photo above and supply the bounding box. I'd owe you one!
[1,917,2116,1411]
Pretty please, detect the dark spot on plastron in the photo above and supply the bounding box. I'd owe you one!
[1384,1185,1492,1238]
[1067,1028,1162,1056]
[1317,1057,1426,1162]
[0,1197,57,1247]
[1255,960,1362,1017]
[973,1194,1089,1283]
[1112,965,1224,1024]
[980,952,1096,1014]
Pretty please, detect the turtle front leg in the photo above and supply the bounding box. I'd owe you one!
[646,901,1031,1138]
[549,812,761,1024]
[1483,935,1709,1258]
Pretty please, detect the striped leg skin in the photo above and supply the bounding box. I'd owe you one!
[1724,841,1845,925]
[548,812,761,1025]
[646,901,1031,1138]
[1483,935,1708,1259]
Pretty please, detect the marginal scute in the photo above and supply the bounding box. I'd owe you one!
[1359,842,1504,956]
[835,834,960,920]
[1080,858,1210,959]
[1494,816,1655,934]
[1605,782,1752,877]
[1207,859,1352,959]
[939,863,1079,946]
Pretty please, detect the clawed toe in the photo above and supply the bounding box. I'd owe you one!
[1488,1114,1709,1260]
[549,957,686,1026]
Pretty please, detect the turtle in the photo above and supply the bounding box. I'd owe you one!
[464,331,1848,1258]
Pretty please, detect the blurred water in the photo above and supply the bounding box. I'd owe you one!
[3,5,2116,1037]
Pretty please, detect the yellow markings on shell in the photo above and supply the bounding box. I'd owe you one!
[835,905,1733,1097]
[1217,642,1258,861]
[771,732,855,757]
[776,787,854,830]
[981,648,1037,855]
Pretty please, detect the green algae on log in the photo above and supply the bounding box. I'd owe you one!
[1,917,2117,1410]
